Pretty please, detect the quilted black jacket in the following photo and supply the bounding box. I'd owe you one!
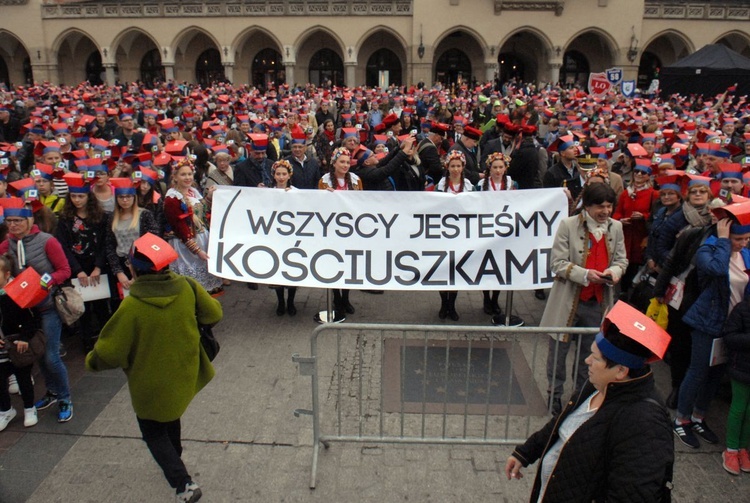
[512,372,673,502]
[722,299,750,386]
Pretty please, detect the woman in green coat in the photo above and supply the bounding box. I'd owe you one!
[86,233,222,503]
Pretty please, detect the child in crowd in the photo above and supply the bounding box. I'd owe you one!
[0,253,39,430]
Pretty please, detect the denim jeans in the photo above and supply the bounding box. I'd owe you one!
[38,307,71,401]
[676,328,726,420]
[137,416,191,491]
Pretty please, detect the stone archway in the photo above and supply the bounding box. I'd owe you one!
[639,30,693,87]
[433,30,484,87]
[55,30,101,85]
[715,31,750,58]
[232,28,284,87]
[497,29,551,86]
[172,27,223,84]
[112,29,162,85]
[295,28,344,88]
[0,30,32,87]
[357,28,407,87]
[561,29,617,87]
[195,48,224,86]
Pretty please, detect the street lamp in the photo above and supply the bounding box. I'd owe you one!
[418,24,425,59]
[627,26,639,63]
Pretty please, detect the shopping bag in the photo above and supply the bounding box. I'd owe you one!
[4,268,48,309]
[645,298,669,330]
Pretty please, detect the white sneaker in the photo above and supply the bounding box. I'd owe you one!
[0,408,17,431]
[23,407,38,427]
[8,374,19,395]
[176,482,202,502]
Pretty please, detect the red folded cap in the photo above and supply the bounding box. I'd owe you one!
[602,301,671,363]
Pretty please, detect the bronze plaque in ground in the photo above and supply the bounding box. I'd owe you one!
[383,338,547,416]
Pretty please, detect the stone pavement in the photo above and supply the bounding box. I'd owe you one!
[0,285,748,502]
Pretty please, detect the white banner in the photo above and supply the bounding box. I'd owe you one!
[208,187,568,291]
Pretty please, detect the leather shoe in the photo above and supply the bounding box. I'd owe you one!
[448,309,460,321]
[344,302,355,314]
[276,304,286,316]
[287,303,297,316]
[534,289,546,300]
[438,307,448,320]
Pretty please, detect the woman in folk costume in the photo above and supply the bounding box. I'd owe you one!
[314,148,362,323]
[540,183,628,414]
[477,152,524,327]
[612,159,658,293]
[163,157,223,296]
[436,150,474,321]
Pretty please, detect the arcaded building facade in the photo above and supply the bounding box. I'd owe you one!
[1,0,749,90]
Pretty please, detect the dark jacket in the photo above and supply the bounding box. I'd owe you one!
[417,138,443,184]
[512,375,673,503]
[652,206,690,268]
[682,235,750,336]
[234,157,273,187]
[653,224,713,315]
[543,160,583,201]
[723,299,750,385]
[286,154,321,190]
[352,149,409,191]
[643,204,682,264]
[508,138,541,190]
[55,214,109,277]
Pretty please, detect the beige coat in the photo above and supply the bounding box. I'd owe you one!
[540,212,628,339]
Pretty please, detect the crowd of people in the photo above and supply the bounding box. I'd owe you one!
[0,77,750,500]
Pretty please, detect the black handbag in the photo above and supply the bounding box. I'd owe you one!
[199,323,220,361]
[188,280,220,361]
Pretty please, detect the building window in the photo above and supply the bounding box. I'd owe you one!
[560,50,589,87]
[498,53,524,84]
[309,48,343,87]
[140,48,164,87]
[435,48,471,87]
[638,51,661,89]
[196,48,225,86]
[253,48,283,91]
[85,50,104,86]
[366,48,401,87]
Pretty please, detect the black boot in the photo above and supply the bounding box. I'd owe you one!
[439,292,449,319]
[447,292,459,321]
[482,291,493,315]
[490,291,501,314]
[275,288,286,316]
[342,290,355,314]
[286,288,297,316]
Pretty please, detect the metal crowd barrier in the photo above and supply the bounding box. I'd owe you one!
[292,323,600,489]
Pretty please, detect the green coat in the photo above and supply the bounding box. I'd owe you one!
[86,271,222,422]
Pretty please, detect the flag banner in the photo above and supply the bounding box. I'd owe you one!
[588,72,612,97]
[208,187,568,291]
[622,80,636,98]
[606,67,623,85]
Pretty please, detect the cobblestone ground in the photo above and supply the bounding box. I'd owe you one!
[0,286,746,502]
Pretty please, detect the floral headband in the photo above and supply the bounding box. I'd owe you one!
[175,155,195,172]
[445,150,466,166]
[486,152,510,166]
[331,146,350,164]
[272,159,293,176]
